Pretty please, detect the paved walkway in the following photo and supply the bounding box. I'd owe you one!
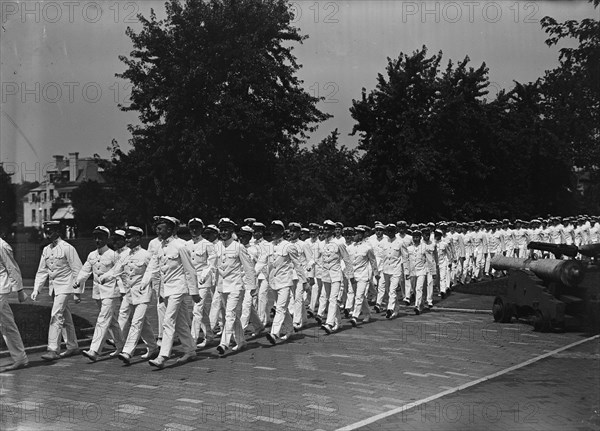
[1,288,596,431]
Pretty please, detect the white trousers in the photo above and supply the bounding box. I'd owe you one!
[122,302,157,355]
[271,287,293,337]
[118,293,134,340]
[220,290,244,348]
[324,281,342,328]
[0,293,27,362]
[192,286,214,342]
[241,287,263,332]
[90,297,124,353]
[351,280,371,320]
[48,293,79,352]
[209,287,225,331]
[291,280,307,327]
[160,293,195,357]
[257,279,274,326]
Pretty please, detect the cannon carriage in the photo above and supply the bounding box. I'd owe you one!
[490,242,600,332]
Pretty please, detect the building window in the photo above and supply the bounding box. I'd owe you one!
[50,189,54,200]
[32,209,36,222]
[44,209,48,221]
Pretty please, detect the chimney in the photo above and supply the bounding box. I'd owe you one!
[68,152,79,182]
[53,155,64,172]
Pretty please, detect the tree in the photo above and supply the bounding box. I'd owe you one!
[351,47,498,221]
[71,181,121,235]
[0,164,17,234]
[275,129,367,224]
[540,0,600,169]
[111,0,330,223]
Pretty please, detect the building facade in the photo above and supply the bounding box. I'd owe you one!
[22,152,107,229]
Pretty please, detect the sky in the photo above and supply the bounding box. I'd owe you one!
[1,0,598,183]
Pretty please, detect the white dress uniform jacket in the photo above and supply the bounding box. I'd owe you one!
[34,239,82,295]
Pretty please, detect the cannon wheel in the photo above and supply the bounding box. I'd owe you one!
[493,297,511,323]
[533,310,551,332]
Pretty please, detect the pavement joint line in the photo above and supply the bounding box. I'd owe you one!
[336,333,600,431]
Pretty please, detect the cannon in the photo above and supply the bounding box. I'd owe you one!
[490,243,600,332]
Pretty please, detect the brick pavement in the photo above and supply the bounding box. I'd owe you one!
[357,340,600,431]
[1,293,593,431]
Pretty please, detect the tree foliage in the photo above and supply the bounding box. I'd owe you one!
[0,165,17,234]
[111,0,329,224]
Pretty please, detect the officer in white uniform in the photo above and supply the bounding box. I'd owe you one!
[316,220,354,334]
[32,221,83,360]
[214,218,256,355]
[141,216,200,368]
[185,218,217,348]
[238,226,265,337]
[0,237,29,371]
[349,227,378,327]
[256,221,306,344]
[100,226,158,363]
[76,226,125,361]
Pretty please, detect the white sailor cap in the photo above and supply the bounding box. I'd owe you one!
[126,226,144,236]
[158,216,178,227]
[218,217,236,228]
[113,229,126,238]
[43,220,61,229]
[323,220,336,229]
[288,222,302,231]
[239,226,254,235]
[270,220,285,230]
[252,222,266,231]
[188,217,204,227]
[93,226,110,236]
[204,224,220,234]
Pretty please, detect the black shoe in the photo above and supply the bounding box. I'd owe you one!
[428,303,433,309]
[266,333,278,345]
[350,318,357,327]
[106,339,116,348]
[321,324,333,334]
[385,309,392,319]
[307,310,315,318]
[374,304,381,313]
[414,307,420,315]
[440,292,446,299]
[314,315,323,325]
[343,309,350,319]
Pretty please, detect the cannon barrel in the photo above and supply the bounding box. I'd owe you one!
[578,243,600,258]
[527,241,578,258]
[490,255,585,288]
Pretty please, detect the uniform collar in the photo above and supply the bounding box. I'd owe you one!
[97,244,109,254]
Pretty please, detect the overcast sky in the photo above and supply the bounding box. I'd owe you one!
[1,1,597,182]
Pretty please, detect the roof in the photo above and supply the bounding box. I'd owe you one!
[52,205,75,220]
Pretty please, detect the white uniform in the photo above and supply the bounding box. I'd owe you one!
[315,238,354,330]
[33,238,82,354]
[350,239,378,321]
[186,237,217,343]
[0,238,27,364]
[141,236,198,358]
[256,239,305,339]
[214,239,255,349]
[76,245,124,354]
[102,245,157,356]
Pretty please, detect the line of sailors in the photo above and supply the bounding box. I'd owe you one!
[1,214,598,371]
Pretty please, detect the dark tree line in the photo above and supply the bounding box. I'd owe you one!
[68,0,598,230]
